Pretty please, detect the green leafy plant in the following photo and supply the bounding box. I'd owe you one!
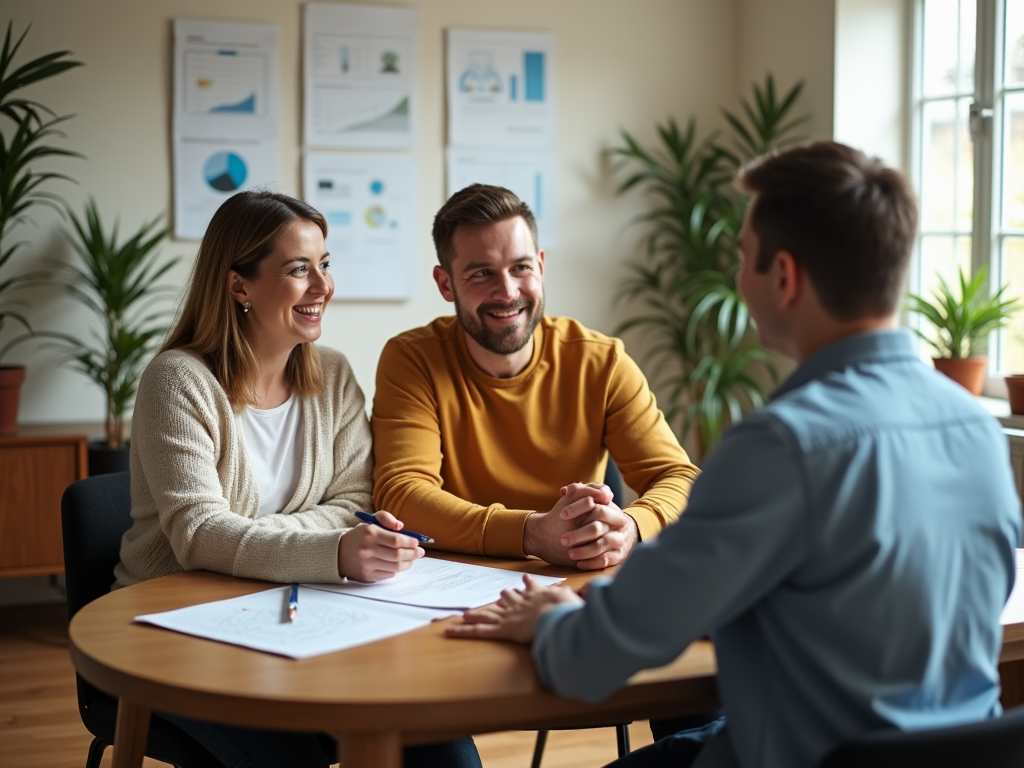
[906,266,1020,359]
[0,22,82,361]
[612,74,808,456]
[44,199,176,448]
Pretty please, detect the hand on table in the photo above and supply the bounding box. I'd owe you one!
[523,482,640,570]
[338,510,423,582]
[445,574,583,644]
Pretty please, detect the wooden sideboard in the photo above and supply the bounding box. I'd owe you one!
[0,426,91,578]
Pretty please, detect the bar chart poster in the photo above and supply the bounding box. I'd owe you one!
[446,148,557,248]
[304,4,418,149]
[173,18,279,140]
[446,29,556,150]
[173,19,280,240]
[303,151,417,300]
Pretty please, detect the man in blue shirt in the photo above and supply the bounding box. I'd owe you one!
[446,141,1023,768]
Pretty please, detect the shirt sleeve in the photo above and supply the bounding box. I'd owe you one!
[533,414,809,703]
[371,337,532,557]
[603,346,700,540]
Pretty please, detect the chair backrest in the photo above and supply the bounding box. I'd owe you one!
[820,705,1024,767]
[604,459,624,507]
[61,471,132,710]
[61,471,132,623]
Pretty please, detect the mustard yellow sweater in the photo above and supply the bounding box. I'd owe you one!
[371,316,699,557]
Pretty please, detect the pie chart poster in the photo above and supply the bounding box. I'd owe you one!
[173,136,278,240]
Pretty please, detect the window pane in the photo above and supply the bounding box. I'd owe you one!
[919,235,972,293]
[998,237,1024,372]
[916,235,972,357]
[958,0,977,93]
[923,0,965,97]
[1003,91,1024,230]
[921,100,959,230]
[955,98,975,230]
[1005,0,1024,87]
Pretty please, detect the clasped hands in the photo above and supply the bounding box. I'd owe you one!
[523,481,639,570]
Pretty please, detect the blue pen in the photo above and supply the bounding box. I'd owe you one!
[288,583,298,622]
[355,511,435,544]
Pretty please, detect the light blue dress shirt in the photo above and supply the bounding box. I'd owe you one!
[534,330,1022,768]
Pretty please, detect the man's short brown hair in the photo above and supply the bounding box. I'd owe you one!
[737,141,918,321]
[432,184,538,269]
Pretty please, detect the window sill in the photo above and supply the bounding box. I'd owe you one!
[978,396,1024,434]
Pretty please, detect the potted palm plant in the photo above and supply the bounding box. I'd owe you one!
[906,266,1020,395]
[0,22,81,434]
[611,74,808,458]
[44,198,176,473]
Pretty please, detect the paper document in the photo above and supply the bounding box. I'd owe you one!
[303,3,418,149]
[306,557,563,610]
[302,151,417,299]
[135,586,451,659]
[446,28,557,150]
[446,147,557,248]
[1001,549,1024,625]
[172,18,280,240]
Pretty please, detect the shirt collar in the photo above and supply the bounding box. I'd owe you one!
[771,329,918,401]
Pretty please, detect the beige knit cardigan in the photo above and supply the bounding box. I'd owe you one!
[114,347,372,588]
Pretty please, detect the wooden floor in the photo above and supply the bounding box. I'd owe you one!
[0,603,654,768]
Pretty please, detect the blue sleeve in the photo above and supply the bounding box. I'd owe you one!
[532,414,810,703]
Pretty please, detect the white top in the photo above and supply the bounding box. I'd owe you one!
[241,394,304,518]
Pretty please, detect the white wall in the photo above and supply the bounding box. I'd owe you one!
[4,0,740,424]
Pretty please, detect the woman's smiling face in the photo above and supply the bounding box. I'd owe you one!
[230,219,334,358]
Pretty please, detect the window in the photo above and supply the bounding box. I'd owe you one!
[911,0,1024,375]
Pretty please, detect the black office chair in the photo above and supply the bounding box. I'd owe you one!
[530,460,631,768]
[820,705,1024,767]
[61,472,223,768]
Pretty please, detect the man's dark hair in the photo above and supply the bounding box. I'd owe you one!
[737,140,918,320]
[432,184,538,269]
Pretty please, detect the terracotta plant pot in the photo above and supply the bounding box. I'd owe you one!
[1006,375,1024,415]
[0,365,26,436]
[933,356,987,395]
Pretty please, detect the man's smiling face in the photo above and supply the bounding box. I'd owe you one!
[440,216,545,358]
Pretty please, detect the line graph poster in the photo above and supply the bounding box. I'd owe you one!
[446,29,556,150]
[304,4,418,149]
[173,19,280,239]
[303,151,417,300]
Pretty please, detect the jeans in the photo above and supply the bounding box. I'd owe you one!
[604,716,728,768]
[161,712,482,768]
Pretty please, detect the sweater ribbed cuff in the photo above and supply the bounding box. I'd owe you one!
[482,508,532,558]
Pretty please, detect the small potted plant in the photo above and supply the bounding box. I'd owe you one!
[43,198,176,473]
[0,23,81,434]
[906,266,1020,395]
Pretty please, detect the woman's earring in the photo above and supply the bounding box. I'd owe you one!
[243,301,251,314]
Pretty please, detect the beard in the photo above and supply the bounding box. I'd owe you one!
[454,293,545,355]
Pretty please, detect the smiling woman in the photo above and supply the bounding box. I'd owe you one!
[111,191,483,768]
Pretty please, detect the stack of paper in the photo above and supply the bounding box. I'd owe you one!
[135,558,561,659]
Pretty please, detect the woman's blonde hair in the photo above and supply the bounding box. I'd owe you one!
[163,191,328,408]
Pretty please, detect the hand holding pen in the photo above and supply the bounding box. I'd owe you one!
[355,511,435,544]
[337,510,428,582]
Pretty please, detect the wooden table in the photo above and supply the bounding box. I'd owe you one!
[68,555,721,768]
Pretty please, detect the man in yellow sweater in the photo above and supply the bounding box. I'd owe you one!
[372,184,699,570]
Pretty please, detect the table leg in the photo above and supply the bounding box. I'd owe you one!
[112,699,151,768]
[336,730,401,768]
